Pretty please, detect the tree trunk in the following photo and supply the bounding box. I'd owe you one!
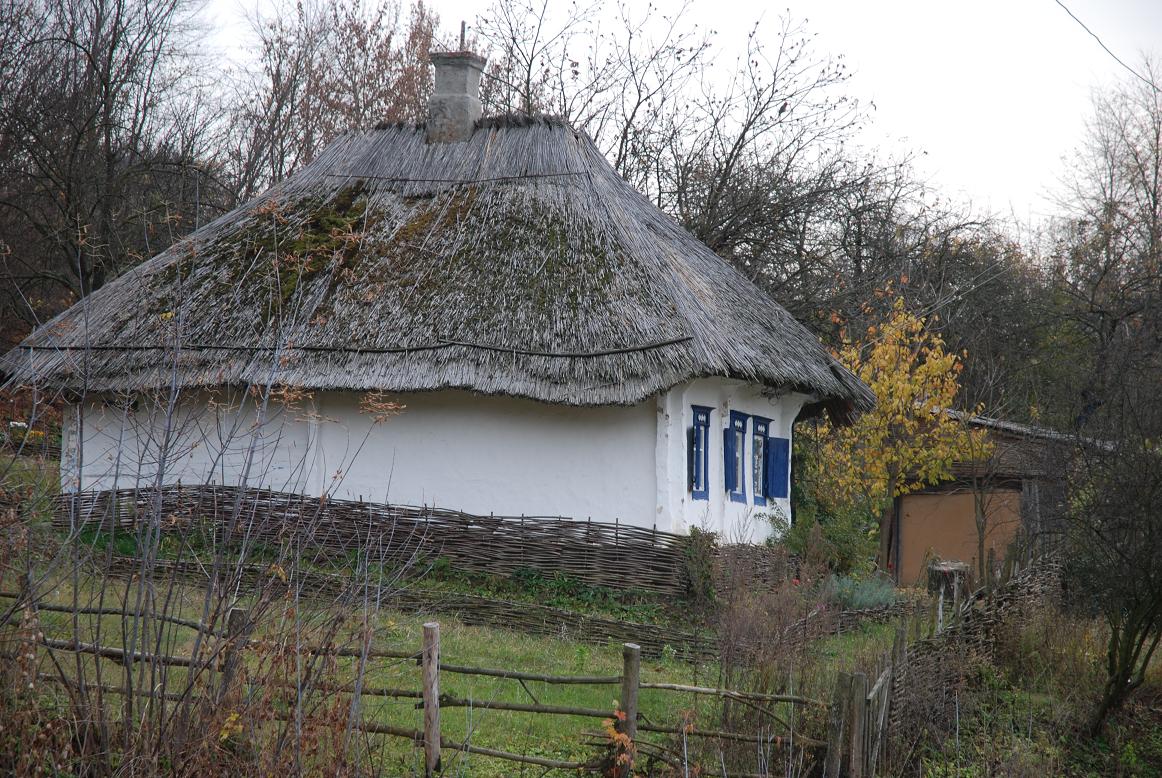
[1088,669,1132,736]
[877,472,898,572]
[974,478,988,595]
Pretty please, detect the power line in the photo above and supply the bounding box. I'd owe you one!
[1052,0,1160,93]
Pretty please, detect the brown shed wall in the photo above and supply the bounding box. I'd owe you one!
[896,488,1022,587]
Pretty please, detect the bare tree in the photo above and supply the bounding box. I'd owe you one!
[1047,58,1162,426]
[225,0,440,200]
[1046,58,1162,735]
[1064,352,1162,735]
[0,0,224,341]
[1,237,423,770]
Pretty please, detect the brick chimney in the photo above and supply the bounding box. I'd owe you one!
[427,50,486,143]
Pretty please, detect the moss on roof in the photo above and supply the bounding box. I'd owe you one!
[5,120,874,420]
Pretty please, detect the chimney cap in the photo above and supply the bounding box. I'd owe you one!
[429,50,486,68]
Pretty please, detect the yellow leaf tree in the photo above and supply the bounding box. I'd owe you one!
[808,297,991,570]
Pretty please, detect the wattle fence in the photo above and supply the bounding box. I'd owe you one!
[52,484,793,599]
[53,485,696,595]
[818,558,1062,777]
[100,555,719,660]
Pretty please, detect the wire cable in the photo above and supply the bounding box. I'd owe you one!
[1053,0,1160,93]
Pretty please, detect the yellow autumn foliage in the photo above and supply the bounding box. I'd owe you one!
[807,297,991,517]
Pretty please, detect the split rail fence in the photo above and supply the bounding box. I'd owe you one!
[0,591,827,776]
[0,560,1060,776]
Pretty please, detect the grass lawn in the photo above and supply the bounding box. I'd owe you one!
[13,559,903,775]
[0,453,925,774]
[16,569,755,776]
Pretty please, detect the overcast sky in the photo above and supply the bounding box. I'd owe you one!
[207,0,1162,223]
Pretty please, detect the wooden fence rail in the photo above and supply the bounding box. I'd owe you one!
[0,590,225,637]
[5,594,826,776]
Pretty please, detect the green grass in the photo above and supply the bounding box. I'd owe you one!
[15,569,726,776]
[359,611,720,775]
[0,453,59,527]
[411,560,673,624]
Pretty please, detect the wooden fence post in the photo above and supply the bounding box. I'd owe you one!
[848,672,868,778]
[936,582,945,635]
[620,641,640,774]
[219,606,249,700]
[885,625,906,762]
[824,672,850,778]
[422,622,441,776]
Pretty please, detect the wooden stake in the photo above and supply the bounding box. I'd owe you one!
[620,641,640,774]
[824,672,849,778]
[849,672,868,778]
[422,622,441,776]
[219,606,248,700]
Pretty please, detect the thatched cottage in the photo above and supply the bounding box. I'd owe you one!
[3,51,873,541]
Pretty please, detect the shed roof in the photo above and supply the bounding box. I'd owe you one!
[3,116,874,420]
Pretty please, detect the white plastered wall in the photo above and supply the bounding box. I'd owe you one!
[61,381,803,540]
[655,378,810,543]
[61,389,318,494]
[311,390,657,523]
[62,389,658,527]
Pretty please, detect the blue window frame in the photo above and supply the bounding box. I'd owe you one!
[752,417,770,506]
[724,411,748,503]
[765,436,791,499]
[688,406,712,500]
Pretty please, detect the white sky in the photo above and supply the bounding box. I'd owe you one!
[205,0,1162,224]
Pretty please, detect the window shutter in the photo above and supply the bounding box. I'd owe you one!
[723,426,736,492]
[687,426,696,490]
[767,437,790,499]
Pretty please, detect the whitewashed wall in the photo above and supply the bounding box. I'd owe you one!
[61,390,316,494]
[311,390,657,522]
[62,389,657,526]
[656,378,808,543]
[62,381,806,541]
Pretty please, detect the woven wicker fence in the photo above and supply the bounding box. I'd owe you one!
[99,556,717,660]
[53,485,698,595]
[884,560,1062,767]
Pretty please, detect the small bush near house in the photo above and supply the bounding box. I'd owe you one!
[778,503,878,575]
[824,572,898,610]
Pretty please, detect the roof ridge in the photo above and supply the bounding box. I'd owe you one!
[372,113,570,133]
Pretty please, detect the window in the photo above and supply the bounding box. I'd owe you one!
[688,406,712,500]
[724,411,748,503]
[765,435,791,499]
[752,417,770,505]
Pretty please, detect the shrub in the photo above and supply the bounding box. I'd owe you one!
[682,526,718,613]
[824,572,897,610]
[780,505,877,575]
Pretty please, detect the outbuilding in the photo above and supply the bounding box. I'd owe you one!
[890,414,1068,585]
[3,50,873,542]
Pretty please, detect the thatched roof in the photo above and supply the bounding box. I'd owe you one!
[3,116,874,420]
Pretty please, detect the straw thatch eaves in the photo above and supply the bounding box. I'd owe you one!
[4,116,874,421]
